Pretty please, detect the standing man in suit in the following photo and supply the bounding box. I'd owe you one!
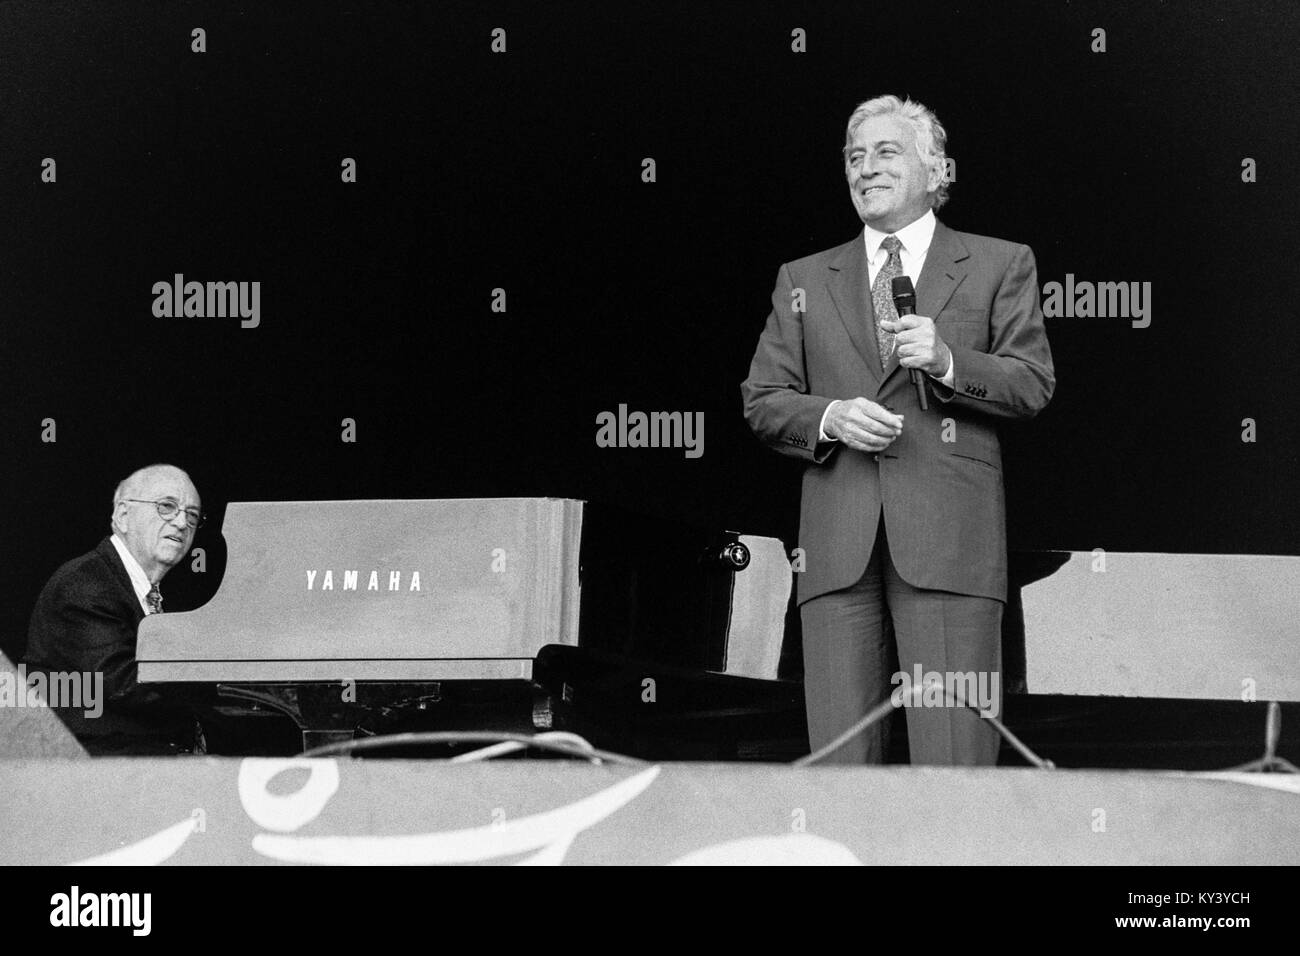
[24,463,203,754]
[742,95,1054,765]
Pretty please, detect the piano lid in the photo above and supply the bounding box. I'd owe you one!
[1018,551,1300,701]
[137,498,584,683]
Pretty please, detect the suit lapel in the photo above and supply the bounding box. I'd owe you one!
[825,232,884,385]
[915,219,970,320]
[96,536,145,624]
[881,219,971,385]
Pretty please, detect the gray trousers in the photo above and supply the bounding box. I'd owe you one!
[800,513,1003,765]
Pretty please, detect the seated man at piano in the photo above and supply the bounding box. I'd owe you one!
[24,464,203,755]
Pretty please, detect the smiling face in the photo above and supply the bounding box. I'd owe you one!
[845,113,942,234]
[111,466,201,581]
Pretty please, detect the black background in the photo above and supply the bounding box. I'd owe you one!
[7,867,1287,933]
[2,0,1298,660]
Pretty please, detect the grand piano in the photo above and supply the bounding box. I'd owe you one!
[137,498,806,757]
[136,497,1300,764]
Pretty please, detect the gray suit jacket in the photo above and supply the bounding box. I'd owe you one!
[741,219,1055,605]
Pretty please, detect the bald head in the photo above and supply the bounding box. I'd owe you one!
[112,464,194,510]
[110,464,202,582]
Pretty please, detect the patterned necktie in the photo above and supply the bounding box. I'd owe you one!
[146,584,163,615]
[871,235,904,367]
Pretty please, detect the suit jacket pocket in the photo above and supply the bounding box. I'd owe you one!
[951,451,1000,471]
[940,308,988,323]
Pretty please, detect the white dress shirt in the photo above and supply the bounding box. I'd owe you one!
[110,533,155,615]
[819,208,955,442]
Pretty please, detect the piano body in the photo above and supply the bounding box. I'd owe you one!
[137,498,805,756]
[137,497,1300,762]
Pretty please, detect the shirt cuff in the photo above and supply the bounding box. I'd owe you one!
[934,351,955,387]
[818,400,839,442]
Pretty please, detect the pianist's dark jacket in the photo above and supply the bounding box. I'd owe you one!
[24,537,194,755]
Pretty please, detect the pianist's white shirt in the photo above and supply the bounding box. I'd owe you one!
[110,533,154,616]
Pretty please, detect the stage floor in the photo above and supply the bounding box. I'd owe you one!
[2,757,1295,865]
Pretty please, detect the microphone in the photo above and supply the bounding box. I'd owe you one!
[890,276,928,411]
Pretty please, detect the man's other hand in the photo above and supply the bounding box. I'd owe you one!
[824,398,903,452]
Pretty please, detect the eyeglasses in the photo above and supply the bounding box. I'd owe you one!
[122,498,205,529]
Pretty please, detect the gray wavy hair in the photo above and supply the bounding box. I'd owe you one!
[843,95,951,211]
